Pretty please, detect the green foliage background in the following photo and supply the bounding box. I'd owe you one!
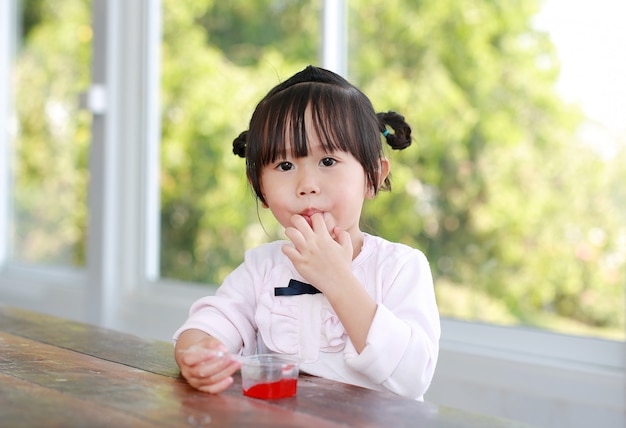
[13,0,626,339]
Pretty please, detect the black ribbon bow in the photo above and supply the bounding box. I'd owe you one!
[274,279,321,296]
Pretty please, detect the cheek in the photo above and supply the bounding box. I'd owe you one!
[259,180,287,212]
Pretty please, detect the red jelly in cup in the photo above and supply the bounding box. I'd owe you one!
[241,354,299,399]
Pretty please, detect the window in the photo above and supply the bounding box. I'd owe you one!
[159,0,321,284]
[157,0,624,342]
[347,1,625,341]
[0,0,622,381]
[8,0,92,268]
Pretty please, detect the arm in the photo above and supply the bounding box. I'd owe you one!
[345,249,440,399]
[173,259,260,393]
[283,213,439,399]
[315,265,377,353]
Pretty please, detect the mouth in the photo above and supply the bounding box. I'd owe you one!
[299,209,322,227]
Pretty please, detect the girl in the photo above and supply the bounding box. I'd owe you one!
[174,65,440,401]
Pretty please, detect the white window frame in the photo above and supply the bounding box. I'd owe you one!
[0,0,623,422]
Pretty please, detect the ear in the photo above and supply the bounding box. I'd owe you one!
[366,158,390,199]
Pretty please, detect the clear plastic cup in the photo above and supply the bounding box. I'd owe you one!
[241,354,299,399]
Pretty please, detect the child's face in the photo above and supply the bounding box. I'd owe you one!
[258,120,376,245]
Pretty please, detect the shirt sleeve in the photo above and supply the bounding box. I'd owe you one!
[172,260,259,355]
[344,249,440,400]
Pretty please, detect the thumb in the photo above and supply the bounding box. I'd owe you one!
[333,227,353,256]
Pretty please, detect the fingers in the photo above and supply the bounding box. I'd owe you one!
[287,213,331,239]
[333,226,354,259]
[186,357,241,394]
[333,226,351,247]
[284,225,305,248]
[291,213,312,231]
[177,341,242,394]
[197,375,235,394]
[310,212,330,234]
[285,213,347,257]
[178,347,224,366]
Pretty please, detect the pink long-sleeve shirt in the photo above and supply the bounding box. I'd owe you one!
[173,233,440,400]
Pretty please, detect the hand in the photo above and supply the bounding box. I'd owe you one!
[283,213,377,351]
[175,330,241,394]
[282,213,354,292]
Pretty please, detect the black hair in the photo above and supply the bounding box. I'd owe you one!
[233,65,412,205]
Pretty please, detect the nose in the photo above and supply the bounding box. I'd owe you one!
[297,166,320,196]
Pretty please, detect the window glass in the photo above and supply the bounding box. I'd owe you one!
[349,0,625,340]
[159,0,624,341]
[159,0,320,283]
[11,0,92,266]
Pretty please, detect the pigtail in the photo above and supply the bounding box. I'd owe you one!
[232,130,248,158]
[378,111,412,150]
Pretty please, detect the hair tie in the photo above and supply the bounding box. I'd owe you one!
[382,129,390,137]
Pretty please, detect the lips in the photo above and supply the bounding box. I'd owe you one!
[299,209,322,227]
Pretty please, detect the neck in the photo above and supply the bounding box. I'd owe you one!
[350,231,365,260]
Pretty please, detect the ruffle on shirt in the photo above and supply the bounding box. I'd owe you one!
[255,288,347,363]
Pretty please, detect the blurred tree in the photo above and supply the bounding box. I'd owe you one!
[14,0,624,338]
[158,0,624,336]
[13,0,91,265]
[159,0,317,281]
[348,0,624,333]
[194,0,319,66]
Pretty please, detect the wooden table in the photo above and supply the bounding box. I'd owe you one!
[0,306,527,427]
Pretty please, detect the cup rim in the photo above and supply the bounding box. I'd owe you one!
[241,353,299,367]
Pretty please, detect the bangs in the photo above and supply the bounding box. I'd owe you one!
[254,82,360,166]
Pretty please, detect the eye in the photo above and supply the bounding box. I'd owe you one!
[276,161,294,171]
[320,157,336,167]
